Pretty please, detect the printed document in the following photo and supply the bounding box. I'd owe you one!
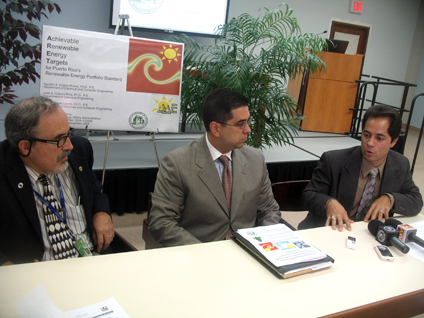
[236,224,327,267]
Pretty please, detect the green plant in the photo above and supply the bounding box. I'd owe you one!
[0,0,61,104]
[167,4,327,148]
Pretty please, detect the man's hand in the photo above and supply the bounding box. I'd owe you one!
[1,261,13,266]
[92,212,114,252]
[363,195,392,222]
[325,199,354,231]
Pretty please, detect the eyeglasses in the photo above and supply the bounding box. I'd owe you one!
[217,118,252,130]
[30,128,74,148]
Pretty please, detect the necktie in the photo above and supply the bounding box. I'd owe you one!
[38,175,79,260]
[356,167,379,221]
[218,155,233,240]
[218,155,232,211]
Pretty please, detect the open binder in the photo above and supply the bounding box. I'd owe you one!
[232,224,334,279]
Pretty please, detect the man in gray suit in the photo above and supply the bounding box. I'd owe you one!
[149,88,280,246]
[299,104,422,231]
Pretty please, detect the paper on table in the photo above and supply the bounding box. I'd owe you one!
[16,285,130,318]
[284,262,334,276]
[406,220,424,262]
[66,298,131,318]
[16,285,72,318]
[236,224,327,267]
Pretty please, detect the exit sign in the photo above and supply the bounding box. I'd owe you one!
[349,0,363,14]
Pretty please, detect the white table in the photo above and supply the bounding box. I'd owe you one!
[1,215,423,318]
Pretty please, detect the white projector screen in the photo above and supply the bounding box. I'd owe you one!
[110,0,230,37]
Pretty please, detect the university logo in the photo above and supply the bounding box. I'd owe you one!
[128,0,164,14]
[129,112,148,129]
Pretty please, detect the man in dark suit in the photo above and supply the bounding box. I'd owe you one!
[149,88,280,246]
[299,104,422,231]
[0,96,114,265]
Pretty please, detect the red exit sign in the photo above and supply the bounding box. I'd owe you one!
[349,0,363,14]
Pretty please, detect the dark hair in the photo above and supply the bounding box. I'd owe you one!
[202,88,249,132]
[5,96,60,150]
[362,104,402,141]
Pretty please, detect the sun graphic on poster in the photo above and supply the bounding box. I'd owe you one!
[153,95,175,113]
[160,44,181,64]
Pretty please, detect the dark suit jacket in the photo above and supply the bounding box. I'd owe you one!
[299,146,423,229]
[149,135,281,246]
[0,136,110,264]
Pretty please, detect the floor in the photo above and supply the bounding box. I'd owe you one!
[112,126,424,251]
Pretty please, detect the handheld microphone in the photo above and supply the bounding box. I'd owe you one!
[368,220,410,254]
[385,218,424,248]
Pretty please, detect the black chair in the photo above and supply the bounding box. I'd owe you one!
[272,180,310,231]
[111,230,138,252]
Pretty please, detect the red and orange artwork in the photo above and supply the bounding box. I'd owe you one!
[127,38,183,95]
[259,242,278,252]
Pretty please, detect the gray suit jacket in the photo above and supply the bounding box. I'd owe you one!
[149,135,280,246]
[299,146,423,229]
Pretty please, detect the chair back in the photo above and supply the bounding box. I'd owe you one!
[272,180,310,231]
[112,231,138,252]
[272,180,309,211]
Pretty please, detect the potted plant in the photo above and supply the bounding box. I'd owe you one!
[166,4,327,148]
[0,0,61,104]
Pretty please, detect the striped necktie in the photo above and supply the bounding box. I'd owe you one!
[38,174,79,259]
[356,167,379,221]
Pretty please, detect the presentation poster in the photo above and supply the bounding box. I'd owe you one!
[40,26,184,132]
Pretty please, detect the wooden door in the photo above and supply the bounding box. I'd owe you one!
[330,21,370,55]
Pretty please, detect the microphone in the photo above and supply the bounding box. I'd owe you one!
[368,220,410,254]
[317,30,327,36]
[385,218,424,248]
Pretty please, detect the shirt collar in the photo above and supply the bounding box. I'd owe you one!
[361,158,386,178]
[205,133,232,161]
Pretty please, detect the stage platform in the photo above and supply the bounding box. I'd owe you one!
[85,130,360,214]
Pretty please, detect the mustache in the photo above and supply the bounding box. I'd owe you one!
[57,150,71,162]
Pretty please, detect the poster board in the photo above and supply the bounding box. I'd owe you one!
[40,26,184,132]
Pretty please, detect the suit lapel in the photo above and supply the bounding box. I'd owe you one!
[229,148,247,221]
[196,136,230,217]
[68,151,90,210]
[6,148,43,239]
[380,151,400,194]
[338,147,362,213]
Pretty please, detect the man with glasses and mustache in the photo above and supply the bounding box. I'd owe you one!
[0,96,114,265]
[149,88,280,246]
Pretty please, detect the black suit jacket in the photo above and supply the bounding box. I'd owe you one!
[299,146,423,229]
[0,136,110,264]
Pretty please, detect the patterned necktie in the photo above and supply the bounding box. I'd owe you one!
[218,155,233,239]
[218,155,232,211]
[38,174,79,260]
[356,167,379,221]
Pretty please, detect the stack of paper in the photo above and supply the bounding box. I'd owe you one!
[233,224,334,279]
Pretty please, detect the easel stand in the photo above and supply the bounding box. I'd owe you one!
[114,14,133,37]
[98,15,160,188]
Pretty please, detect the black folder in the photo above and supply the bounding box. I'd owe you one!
[232,232,335,279]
